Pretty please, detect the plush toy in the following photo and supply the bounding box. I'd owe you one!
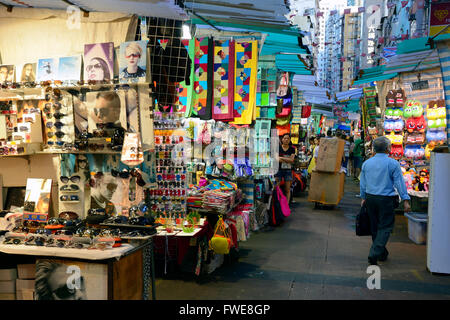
[415,115,426,132]
[437,107,446,119]
[395,89,405,107]
[403,101,413,118]
[386,90,396,106]
[406,132,425,144]
[393,119,404,132]
[390,144,404,160]
[425,144,434,159]
[384,119,394,132]
[406,117,416,133]
[403,170,413,190]
[404,145,416,159]
[436,118,447,128]
[426,107,438,120]
[411,101,423,117]
[414,146,425,159]
[385,108,394,118]
[393,108,403,118]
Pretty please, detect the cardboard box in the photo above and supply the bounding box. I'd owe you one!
[308,171,345,205]
[17,264,35,280]
[0,280,16,293]
[0,269,17,281]
[0,293,16,300]
[16,289,35,300]
[316,138,346,173]
[16,279,35,291]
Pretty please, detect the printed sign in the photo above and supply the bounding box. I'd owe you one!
[429,2,450,37]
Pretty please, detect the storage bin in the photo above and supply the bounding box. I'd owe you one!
[404,212,428,245]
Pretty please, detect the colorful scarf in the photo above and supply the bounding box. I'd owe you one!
[175,39,195,116]
[193,37,213,120]
[212,40,235,121]
[232,41,258,125]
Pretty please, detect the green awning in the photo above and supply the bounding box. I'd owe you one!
[397,37,431,54]
[353,65,398,85]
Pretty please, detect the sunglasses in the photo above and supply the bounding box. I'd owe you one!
[86,63,102,72]
[125,53,141,59]
[60,195,79,202]
[23,108,40,114]
[87,208,106,215]
[47,141,65,147]
[60,175,81,184]
[60,184,80,191]
[74,140,88,151]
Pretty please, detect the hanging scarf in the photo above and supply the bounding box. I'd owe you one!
[212,40,235,121]
[232,40,258,125]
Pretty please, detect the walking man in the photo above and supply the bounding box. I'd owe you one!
[360,136,411,265]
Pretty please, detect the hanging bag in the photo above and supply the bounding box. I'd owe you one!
[276,185,291,217]
[196,122,211,145]
[209,215,232,254]
[121,132,144,167]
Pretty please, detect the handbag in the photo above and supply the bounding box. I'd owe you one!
[209,215,232,254]
[356,203,371,236]
[276,186,291,217]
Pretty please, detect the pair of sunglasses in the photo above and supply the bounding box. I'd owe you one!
[46,121,65,129]
[48,131,65,138]
[60,195,79,202]
[47,141,65,146]
[46,112,67,120]
[60,184,80,191]
[60,175,81,184]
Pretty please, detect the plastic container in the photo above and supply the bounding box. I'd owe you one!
[404,212,428,245]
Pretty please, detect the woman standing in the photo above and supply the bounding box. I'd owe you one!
[275,133,296,204]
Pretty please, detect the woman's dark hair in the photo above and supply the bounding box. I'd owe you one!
[280,133,290,140]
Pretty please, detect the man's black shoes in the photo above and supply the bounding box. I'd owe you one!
[368,257,378,265]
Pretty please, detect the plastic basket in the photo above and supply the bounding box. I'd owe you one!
[404,212,428,245]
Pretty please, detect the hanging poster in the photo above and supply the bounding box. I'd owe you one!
[232,41,258,125]
[0,65,15,83]
[84,42,114,82]
[57,55,82,83]
[119,40,149,83]
[17,63,36,83]
[212,40,235,121]
[37,58,58,82]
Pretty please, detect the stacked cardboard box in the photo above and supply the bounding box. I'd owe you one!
[16,264,35,300]
[308,138,346,205]
[0,268,17,300]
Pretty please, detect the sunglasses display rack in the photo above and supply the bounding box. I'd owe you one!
[42,92,75,151]
[148,111,187,221]
[58,174,85,219]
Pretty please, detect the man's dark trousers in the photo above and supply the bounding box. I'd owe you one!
[366,194,396,260]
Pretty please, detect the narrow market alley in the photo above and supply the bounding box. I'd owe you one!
[155,178,450,300]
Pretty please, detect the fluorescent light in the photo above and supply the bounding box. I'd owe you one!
[182,24,191,40]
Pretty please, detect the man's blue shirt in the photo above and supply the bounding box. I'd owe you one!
[360,153,410,200]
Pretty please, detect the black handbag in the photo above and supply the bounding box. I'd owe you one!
[356,203,371,236]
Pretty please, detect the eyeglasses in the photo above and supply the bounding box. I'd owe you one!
[60,184,80,191]
[86,63,102,72]
[60,195,79,202]
[111,168,146,186]
[60,175,81,184]
[125,53,141,59]
[53,113,67,120]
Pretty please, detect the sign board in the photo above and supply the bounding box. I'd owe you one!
[429,2,450,37]
[411,80,430,91]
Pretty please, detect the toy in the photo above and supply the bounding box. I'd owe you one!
[406,132,425,144]
[386,90,396,106]
[385,108,394,118]
[436,118,447,128]
[393,108,403,118]
[404,145,416,159]
[403,101,413,118]
[386,132,404,145]
[390,144,404,160]
[437,107,446,119]
[411,101,423,117]
[426,107,438,120]
[384,119,394,132]
[414,146,425,160]
[414,169,429,191]
[393,119,404,132]
[425,144,434,159]
[415,115,426,132]
[395,89,405,107]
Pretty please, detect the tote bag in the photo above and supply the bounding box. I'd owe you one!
[356,203,371,236]
[276,185,291,217]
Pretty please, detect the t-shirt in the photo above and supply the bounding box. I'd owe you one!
[353,138,363,158]
[279,144,296,170]
[344,141,350,157]
[313,145,319,159]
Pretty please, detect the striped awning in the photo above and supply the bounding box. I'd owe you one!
[436,39,450,142]
[353,65,398,85]
[383,49,441,75]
